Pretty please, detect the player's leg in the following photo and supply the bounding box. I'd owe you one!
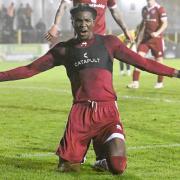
[105,138,127,174]
[154,57,164,88]
[119,62,125,75]
[126,63,131,76]
[127,50,147,89]
[151,38,165,88]
[93,136,126,174]
[92,140,109,171]
[58,158,81,172]
[56,104,91,172]
[91,101,126,174]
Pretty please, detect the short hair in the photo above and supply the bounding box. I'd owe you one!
[70,3,97,20]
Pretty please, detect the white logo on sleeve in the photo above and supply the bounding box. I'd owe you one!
[116,124,122,130]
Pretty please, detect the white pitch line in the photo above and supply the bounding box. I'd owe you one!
[0,85,71,94]
[8,143,180,158]
[128,143,180,150]
[118,94,180,104]
[0,85,180,103]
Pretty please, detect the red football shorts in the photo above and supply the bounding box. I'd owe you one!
[138,37,164,58]
[56,101,125,163]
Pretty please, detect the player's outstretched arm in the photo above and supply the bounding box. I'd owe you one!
[111,36,177,77]
[109,6,133,42]
[0,54,55,82]
[44,0,70,42]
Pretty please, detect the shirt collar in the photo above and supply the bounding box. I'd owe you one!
[146,3,159,11]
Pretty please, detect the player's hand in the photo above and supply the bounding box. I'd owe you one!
[44,24,59,42]
[176,70,180,78]
[151,32,159,38]
[173,70,180,78]
[124,30,134,43]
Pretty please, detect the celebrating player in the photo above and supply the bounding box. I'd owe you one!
[0,4,179,175]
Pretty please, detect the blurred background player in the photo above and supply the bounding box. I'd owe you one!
[127,0,168,89]
[44,0,133,44]
[118,30,137,76]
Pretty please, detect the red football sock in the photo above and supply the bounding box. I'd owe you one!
[133,70,140,81]
[157,75,164,83]
[107,156,127,175]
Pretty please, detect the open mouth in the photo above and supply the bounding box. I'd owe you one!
[79,30,88,36]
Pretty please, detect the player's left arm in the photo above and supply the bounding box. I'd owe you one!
[107,35,179,78]
[151,7,168,38]
[108,0,133,41]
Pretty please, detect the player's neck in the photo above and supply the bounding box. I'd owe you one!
[75,34,96,47]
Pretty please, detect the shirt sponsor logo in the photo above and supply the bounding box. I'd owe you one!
[116,124,122,130]
[84,52,88,58]
[145,18,157,22]
[74,52,100,67]
[89,3,105,9]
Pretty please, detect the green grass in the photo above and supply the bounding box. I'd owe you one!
[0,59,180,180]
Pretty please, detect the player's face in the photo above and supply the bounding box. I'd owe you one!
[72,11,95,41]
[146,0,156,7]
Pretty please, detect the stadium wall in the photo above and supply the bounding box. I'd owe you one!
[0,44,49,61]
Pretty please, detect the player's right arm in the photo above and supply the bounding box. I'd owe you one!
[108,0,132,42]
[44,0,71,42]
[150,7,168,38]
[135,20,145,47]
[0,45,65,82]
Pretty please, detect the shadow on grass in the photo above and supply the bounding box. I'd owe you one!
[0,156,142,179]
[16,146,55,153]
[0,104,69,114]
[0,155,55,171]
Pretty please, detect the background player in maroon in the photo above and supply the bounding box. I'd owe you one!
[127,0,168,89]
[0,4,179,174]
[45,0,132,43]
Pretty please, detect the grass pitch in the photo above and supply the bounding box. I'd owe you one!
[0,59,180,180]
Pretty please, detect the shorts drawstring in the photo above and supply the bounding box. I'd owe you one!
[73,100,116,113]
[88,100,97,112]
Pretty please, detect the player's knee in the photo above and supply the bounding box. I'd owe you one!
[107,156,127,175]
